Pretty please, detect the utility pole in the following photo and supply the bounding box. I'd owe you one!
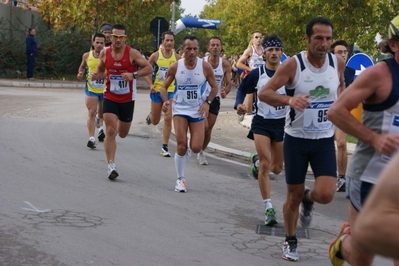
[94,0,99,33]
[171,1,175,32]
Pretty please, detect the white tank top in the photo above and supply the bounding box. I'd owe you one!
[248,46,264,69]
[256,66,286,119]
[204,56,223,96]
[172,58,208,118]
[285,51,339,139]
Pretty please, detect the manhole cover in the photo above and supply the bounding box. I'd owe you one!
[256,224,309,238]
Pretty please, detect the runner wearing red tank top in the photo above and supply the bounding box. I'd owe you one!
[91,24,152,180]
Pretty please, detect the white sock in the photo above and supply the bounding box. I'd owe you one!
[263,199,273,211]
[99,126,104,131]
[89,136,95,141]
[174,153,186,179]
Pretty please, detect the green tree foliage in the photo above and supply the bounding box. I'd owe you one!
[32,0,182,53]
[201,0,399,56]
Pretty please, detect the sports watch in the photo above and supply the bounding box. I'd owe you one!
[133,72,138,79]
[206,99,212,105]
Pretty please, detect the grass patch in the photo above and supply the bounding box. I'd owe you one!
[347,135,358,144]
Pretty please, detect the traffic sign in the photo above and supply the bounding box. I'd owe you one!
[281,53,288,63]
[346,53,374,79]
[150,17,169,37]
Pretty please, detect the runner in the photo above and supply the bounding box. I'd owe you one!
[197,36,231,165]
[144,31,180,157]
[328,15,399,266]
[91,24,153,180]
[258,17,345,261]
[77,33,106,148]
[160,36,218,192]
[235,34,286,226]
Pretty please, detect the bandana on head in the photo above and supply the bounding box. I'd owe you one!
[100,24,112,32]
[262,39,283,50]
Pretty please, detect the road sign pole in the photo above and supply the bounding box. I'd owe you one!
[157,19,161,49]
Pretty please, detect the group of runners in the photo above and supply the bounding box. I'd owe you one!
[75,16,399,264]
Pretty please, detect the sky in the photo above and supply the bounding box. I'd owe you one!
[180,0,207,17]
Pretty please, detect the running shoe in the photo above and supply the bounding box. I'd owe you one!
[98,128,105,142]
[299,187,314,228]
[145,112,151,125]
[175,178,187,192]
[107,161,119,180]
[238,114,245,122]
[87,137,96,149]
[197,151,208,165]
[329,222,350,266]
[160,146,171,157]
[282,239,299,261]
[265,208,278,226]
[250,152,259,179]
[336,176,346,192]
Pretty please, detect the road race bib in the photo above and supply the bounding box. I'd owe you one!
[303,101,333,132]
[178,84,199,105]
[158,67,168,82]
[109,75,130,95]
[382,114,399,161]
[89,78,105,89]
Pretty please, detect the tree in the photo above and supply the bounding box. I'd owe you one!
[200,0,399,56]
[31,0,182,53]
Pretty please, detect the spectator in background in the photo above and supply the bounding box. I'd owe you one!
[26,27,38,79]
[330,40,356,193]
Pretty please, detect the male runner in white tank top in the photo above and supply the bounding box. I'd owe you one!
[258,17,345,262]
[160,36,219,193]
[236,30,264,122]
[328,15,399,266]
[197,36,231,165]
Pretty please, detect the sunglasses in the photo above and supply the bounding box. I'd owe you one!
[254,35,262,39]
[111,34,126,41]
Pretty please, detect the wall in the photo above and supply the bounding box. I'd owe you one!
[0,2,40,37]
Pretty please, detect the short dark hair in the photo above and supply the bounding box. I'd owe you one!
[182,36,199,47]
[330,40,349,53]
[207,36,222,45]
[92,33,106,41]
[306,17,333,37]
[162,31,175,40]
[28,28,35,33]
[112,24,126,34]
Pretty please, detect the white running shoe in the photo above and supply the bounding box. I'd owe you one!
[107,161,119,180]
[175,178,187,192]
[197,151,208,165]
[282,240,299,261]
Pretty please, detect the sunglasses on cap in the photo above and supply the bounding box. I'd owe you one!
[111,34,126,41]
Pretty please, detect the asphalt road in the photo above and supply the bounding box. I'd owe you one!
[0,86,392,266]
